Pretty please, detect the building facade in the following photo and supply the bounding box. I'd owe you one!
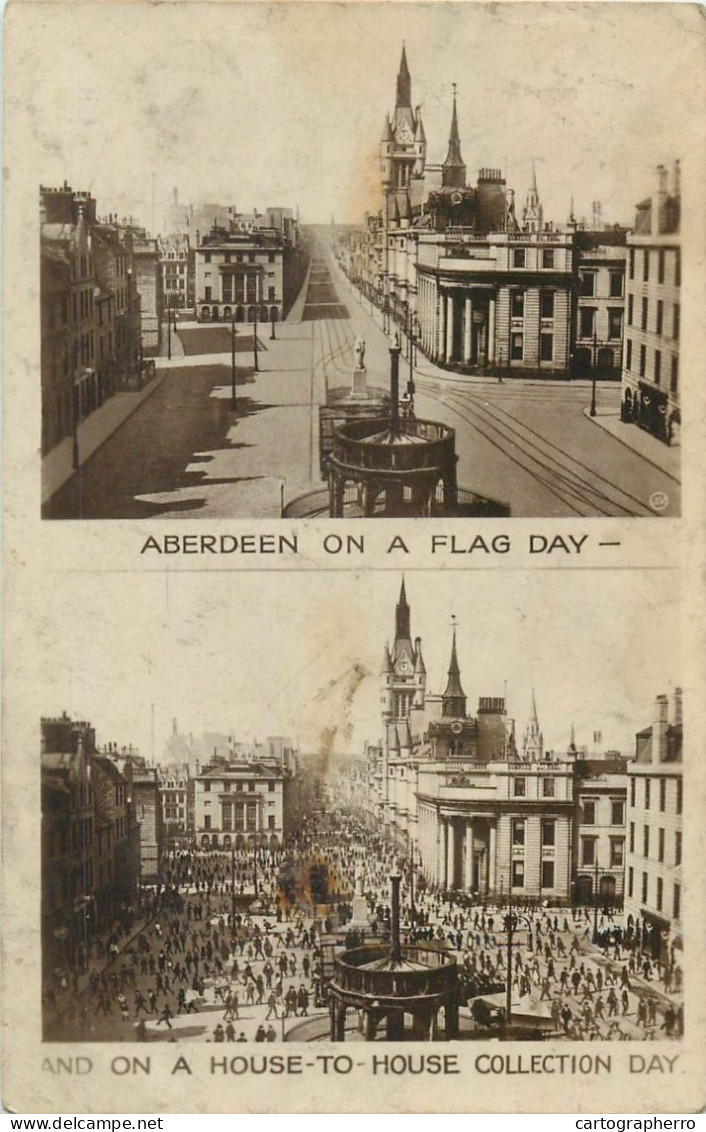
[193,221,303,324]
[41,715,140,976]
[621,163,681,444]
[193,759,294,849]
[350,580,634,908]
[624,689,683,966]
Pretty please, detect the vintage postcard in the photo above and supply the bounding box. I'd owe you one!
[2,0,705,1116]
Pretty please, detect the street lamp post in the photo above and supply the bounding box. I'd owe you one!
[231,842,236,926]
[253,272,260,374]
[592,857,600,944]
[231,309,238,411]
[167,294,172,361]
[590,330,598,417]
[270,306,276,340]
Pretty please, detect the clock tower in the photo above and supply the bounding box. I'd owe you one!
[381,579,427,744]
[380,47,427,224]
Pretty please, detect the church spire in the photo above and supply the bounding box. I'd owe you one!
[396,45,411,109]
[395,577,411,643]
[442,83,467,189]
[522,688,544,760]
[442,618,467,718]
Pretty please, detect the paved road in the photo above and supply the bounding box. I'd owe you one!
[43,243,680,519]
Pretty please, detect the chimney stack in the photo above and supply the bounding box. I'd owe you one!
[653,693,669,762]
[672,159,681,198]
[652,165,669,236]
[673,686,683,728]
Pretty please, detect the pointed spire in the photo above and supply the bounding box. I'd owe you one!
[530,161,538,192]
[442,617,467,718]
[396,44,411,109]
[382,113,393,144]
[413,107,426,143]
[442,83,466,189]
[381,643,393,675]
[414,638,426,675]
[569,722,577,753]
[530,688,539,723]
[395,577,410,642]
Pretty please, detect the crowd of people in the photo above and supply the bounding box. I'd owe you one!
[43,809,683,1043]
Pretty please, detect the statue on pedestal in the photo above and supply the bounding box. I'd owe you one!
[354,336,366,370]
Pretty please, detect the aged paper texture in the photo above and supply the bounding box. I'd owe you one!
[3,0,706,1115]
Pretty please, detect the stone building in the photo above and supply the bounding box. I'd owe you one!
[159,234,191,312]
[624,689,683,965]
[193,221,303,324]
[40,715,140,975]
[353,579,631,908]
[621,163,681,444]
[193,759,295,850]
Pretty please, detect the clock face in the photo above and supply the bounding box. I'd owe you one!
[396,125,413,144]
[451,721,463,734]
[399,660,410,673]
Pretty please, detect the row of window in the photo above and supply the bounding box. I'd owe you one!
[513,776,559,797]
[512,248,562,270]
[510,290,556,319]
[202,251,277,265]
[201,780,277,793]
[628,247,681,287]
[510,332,555,362]
[578,307,623,340]
[512,817,557,846]
[202,812,277,831]
[511,859,556,888]
[629,775,682,813]
[628,823,682,866]
[628,869,681,919]
[581,799,625,825]
[627,296,680,338]
[625,340,679,393]
[581,836,625,868]
[579,271,624,299]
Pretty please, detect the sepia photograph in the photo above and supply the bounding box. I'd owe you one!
[32,2,692,520]
[38,569,683,1045]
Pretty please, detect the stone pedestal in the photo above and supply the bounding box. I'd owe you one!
[351,366,368,399]
[348,894,371,930]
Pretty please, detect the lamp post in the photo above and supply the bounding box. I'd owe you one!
[270,306,276,340]
[592,857,600,944]
[167,294,172,361]
[231,841,236,927]
[231,309,237,411]
[590,329,598,417]
[253,271,260,374]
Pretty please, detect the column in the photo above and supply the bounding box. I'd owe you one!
[488,823,497,895]
[447,820,456,889]
[465,822,474,890]
[446,293,454,362]
[464,296,473,364]
[438,289,446,361]
[488,296,496,365]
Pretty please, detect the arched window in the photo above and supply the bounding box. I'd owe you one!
[211,306,220,321]
[201,306,211,321]
[223,306,232,320]
[235,305,244,323]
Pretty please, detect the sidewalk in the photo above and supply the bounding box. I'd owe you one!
[332,257,628,394]
[583,406,681,482]
[41,370,167,505]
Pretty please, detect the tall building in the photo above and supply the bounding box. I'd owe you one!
[624,689,683,965]
[355,580,634,907]
[621,162,681,444]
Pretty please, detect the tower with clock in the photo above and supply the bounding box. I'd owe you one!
[380,46,427,222]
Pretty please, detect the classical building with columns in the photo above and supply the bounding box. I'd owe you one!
[338,46,635,382]
[360,579,631,907]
